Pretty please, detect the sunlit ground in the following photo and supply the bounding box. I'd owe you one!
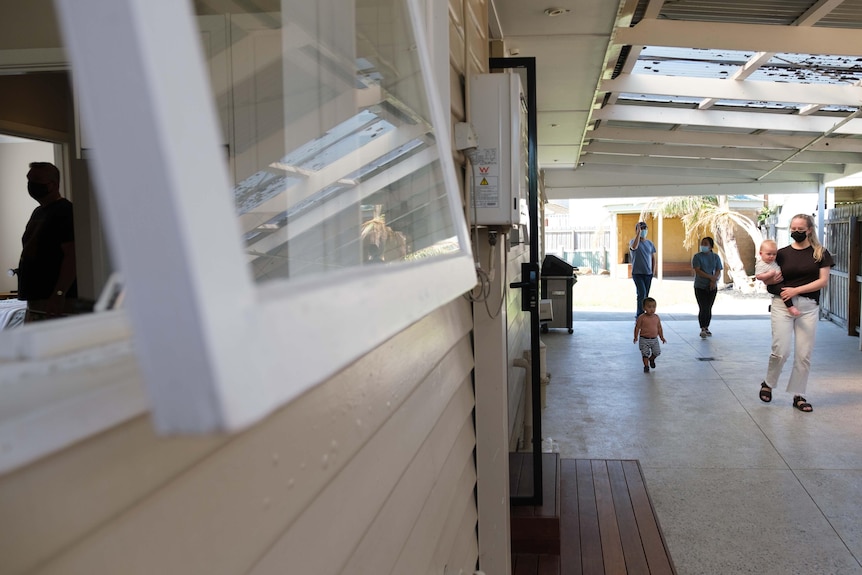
[572,273,772,316]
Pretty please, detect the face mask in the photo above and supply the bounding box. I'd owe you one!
[790,230,807,243]
[699,245,710,253]
[640,229,648,238]
[27,182,51,200]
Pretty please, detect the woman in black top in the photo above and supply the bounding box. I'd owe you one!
[758,214,834,412]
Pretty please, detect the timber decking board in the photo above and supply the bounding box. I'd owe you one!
[574,459,604,574]
[512,458,675,574]
[561,459,676,575]
[592,461,627,574]
[606,460,651,574]
[511,453,562,554]
[559,459,581,574]
[620,460,676,575]
[513,553,561,575]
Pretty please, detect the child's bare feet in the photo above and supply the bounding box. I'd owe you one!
[788,306,800,316]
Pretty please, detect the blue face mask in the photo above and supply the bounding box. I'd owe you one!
[700,245,710,253]
[640,229,648,238]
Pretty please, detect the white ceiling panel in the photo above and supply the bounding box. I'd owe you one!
[492,0,619,37]
[538,145,580,167]
[508,35,611,110]
[538,111,591,145]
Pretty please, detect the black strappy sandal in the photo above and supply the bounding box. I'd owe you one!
[793,396,813,412]
[759,382,772,403]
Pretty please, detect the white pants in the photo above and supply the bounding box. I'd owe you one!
[765,295,820,394]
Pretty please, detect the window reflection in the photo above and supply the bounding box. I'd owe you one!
[196,0,461,282]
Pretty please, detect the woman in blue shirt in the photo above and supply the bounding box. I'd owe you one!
[691,236,723,338]
[629,221,657,318]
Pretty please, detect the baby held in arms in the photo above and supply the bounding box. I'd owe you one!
[755,239,800,317]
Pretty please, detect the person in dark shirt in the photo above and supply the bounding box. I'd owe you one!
[757,214,834,413]
[18,162,77,322]
[691,236,723,338]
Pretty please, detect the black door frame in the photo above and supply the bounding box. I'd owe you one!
[489,56,543,507]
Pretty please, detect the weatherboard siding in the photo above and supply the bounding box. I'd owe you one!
[0,299,477,575]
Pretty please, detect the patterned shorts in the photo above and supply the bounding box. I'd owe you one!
[638,336,661,358]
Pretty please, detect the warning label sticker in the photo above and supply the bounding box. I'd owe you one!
[472,148,500,209]
[475,175,499,208]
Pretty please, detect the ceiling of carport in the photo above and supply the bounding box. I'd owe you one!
[491,0,862,199]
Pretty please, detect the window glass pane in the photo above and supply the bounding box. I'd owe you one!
[197,0,462,282]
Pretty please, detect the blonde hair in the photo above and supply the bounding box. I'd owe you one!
[759,239,777,252]
[790,213,824,262]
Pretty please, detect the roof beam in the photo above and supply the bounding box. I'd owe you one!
[580,153,844,174]
[797,0,847,25]
[544,163,820,187]
[587,126,862,153]
[757,107,862,180]
[581,141,862,164]
[694,0,843,110]
[544,179,819,200]
[592,105,862,135]
[616,19,862,56]
[603,0,665,105]
[697,51,776,110]
[602,74,862,107]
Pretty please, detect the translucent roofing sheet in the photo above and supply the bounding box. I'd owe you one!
[631,46,862,109]
[639,46,754,66]
[618,93,703,105]
[637,47,862,84]
[758,53,862,84]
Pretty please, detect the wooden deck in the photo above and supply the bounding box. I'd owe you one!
[511,455,676,574]
[510,452,561,554]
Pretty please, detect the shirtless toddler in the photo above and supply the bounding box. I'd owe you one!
[633,297,666,373]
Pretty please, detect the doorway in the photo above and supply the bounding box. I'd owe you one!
[0,135,56,295]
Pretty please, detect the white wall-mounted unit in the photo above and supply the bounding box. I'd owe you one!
[469,72,529,227]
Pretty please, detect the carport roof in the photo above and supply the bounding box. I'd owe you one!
[492,0,862,198]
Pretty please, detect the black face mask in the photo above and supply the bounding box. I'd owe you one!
[790,230,808,243]
[27,182,52,200]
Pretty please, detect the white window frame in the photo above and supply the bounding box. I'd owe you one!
[40,0,474,435]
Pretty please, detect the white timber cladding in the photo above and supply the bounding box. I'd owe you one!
[456,0,527,573]
[471,230,530,575]
[0,300,477,575]
[51,0,475,433]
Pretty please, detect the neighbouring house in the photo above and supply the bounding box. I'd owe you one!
[542,197,766,281]
[543,199,611,273]
[608,196,764,281]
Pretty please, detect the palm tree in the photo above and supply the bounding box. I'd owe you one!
[644,196,763,292]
